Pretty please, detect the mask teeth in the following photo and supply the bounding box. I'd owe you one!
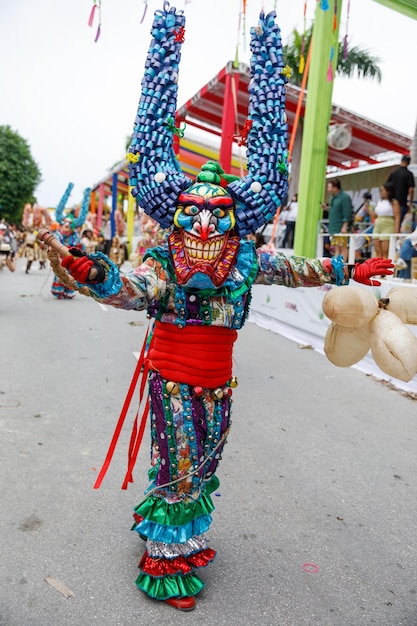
[183,234,225,263]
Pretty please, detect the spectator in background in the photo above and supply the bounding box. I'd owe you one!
[109,235,126,268]
[21,227,38,274]
[247,231,269,250]
[327,178,353,261]
[81,229,97,255]
[399,205,416,235]
[281,193,298,249]
[395,226,417,279]
[0,223,16,272]
[386,155,415,225]
[368,182,401,260]
[353,192,373,227]
[352,192,374,261]
[275,206,288,248]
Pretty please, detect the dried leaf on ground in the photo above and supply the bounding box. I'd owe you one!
[45,577,75,598]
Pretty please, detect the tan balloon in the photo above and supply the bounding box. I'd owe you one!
[383,286,417,325]
[370,309,417,382]
[324,322,371,367]
[322,285,379,328]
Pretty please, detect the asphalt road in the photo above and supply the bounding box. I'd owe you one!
[1,258,417,626]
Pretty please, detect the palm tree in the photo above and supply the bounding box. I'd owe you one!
[282,24,382,200]
[283,25,382,87]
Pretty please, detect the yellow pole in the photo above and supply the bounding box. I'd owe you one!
[127,188,135,255]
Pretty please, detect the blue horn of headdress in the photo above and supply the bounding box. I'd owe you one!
[227,10,289,236]
[127,5,191,228]
[73,187,91,229]
[55,182,74,224]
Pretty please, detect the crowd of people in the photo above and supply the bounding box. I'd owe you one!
[0,220,101,275]
[318,155,416,272]
[0,206,167,281]
[252,153,416,273]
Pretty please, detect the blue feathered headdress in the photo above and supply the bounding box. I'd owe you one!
[127,5,289,237]
[55,183,91,229]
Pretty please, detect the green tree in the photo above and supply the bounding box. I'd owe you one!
[0,126,42,223]
[283,25,382,87]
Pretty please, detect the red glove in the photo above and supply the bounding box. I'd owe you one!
[352,258,394,286]
[62,250,94,283]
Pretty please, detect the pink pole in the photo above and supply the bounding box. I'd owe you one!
[97,183,105,230]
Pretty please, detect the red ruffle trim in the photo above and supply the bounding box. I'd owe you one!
[139,548,216,578]
[133,513,144,525]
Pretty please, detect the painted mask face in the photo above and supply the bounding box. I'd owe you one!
[168,181,240,288]
[60,218,73,235]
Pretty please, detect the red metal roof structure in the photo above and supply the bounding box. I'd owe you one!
[92,60,411,197]
[91,60,411,238]
[176,61,411,173]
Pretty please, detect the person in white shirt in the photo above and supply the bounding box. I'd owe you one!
[368,182,401,259]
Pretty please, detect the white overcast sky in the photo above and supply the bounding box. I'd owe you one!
[1,0,416,208]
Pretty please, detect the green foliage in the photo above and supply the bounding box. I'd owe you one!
[0,126,42,223]
[283,25,382,87]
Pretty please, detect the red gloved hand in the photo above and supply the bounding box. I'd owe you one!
[352,258,394,286]
[62,249,94,283]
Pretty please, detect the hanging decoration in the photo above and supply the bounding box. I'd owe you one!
[299,0,308,75]
[88,0,102,42]
[140,0,149,24]
[242,0,247,48]
[233,0,247,68]
[327,0,338,82]
[288,39,312,162]
[343,0,351,60]
[232,120,253,147]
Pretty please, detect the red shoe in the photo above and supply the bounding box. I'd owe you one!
[163,596,196,611]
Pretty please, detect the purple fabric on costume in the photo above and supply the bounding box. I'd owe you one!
[148,371,231,498]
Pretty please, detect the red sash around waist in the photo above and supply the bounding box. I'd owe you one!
[147,321,238,388]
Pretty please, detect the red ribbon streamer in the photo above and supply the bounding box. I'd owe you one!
[93,325,150,489]
[122,396,150,490]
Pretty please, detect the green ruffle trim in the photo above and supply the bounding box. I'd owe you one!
[136,572,205,600]
[134,475,220,527]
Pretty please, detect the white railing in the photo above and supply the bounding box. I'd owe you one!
[316,220,399,264]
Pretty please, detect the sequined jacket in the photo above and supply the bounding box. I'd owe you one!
[83,240,340,330]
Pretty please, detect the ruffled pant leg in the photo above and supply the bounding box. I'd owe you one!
[51,275,75,299]
[131,372,232,600]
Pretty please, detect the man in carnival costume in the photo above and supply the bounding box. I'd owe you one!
[55,6,393,611]
[51,184,90,299]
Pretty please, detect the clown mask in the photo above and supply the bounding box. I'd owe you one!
[168,181,240,288]
[60,217,75,236]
